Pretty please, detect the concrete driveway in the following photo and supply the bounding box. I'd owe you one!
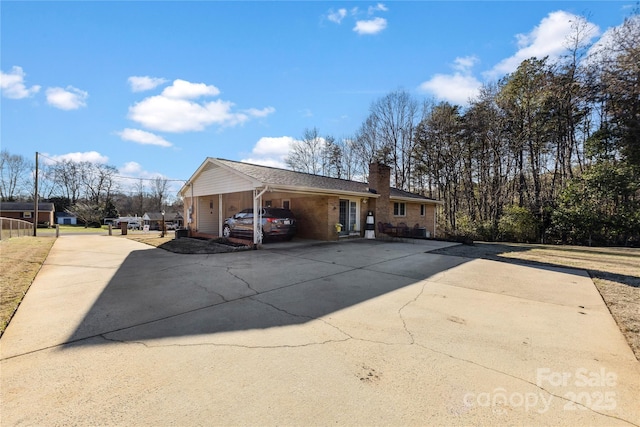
[1,235,639,426]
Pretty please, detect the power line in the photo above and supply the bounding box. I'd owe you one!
[36,152,187,183]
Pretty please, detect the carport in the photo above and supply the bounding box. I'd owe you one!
[180,158,378,244]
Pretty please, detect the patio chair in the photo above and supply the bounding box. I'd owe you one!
[397,222,410,237]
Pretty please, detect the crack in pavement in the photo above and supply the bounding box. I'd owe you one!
[225,266,258,295]
[397,281,429,345]
[99,332,353,350]
[412,340,639,426]
[249,297,354,340]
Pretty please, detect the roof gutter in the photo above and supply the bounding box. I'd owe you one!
[390,196,444,204]
[266,184,380,199]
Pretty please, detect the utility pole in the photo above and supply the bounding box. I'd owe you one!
[33,151,39,236]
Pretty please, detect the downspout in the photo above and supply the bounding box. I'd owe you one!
[434,204,437,238]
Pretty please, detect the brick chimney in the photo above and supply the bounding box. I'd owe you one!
[368,162,391,225]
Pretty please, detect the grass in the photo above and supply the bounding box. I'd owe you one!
[0,236,56,336]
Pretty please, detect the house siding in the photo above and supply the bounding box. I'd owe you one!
[1,210,54,225]
[192,163,255,197]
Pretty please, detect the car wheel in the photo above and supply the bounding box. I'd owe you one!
[222,225,231,238]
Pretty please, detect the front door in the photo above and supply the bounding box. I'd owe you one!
[339,200,358,235]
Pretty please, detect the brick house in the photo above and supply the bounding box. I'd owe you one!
[178,158,441,245]
[0,202,55,225]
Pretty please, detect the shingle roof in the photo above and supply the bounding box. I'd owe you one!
[215,158,438,202]
[0,202,55,212]
[143,211,182,221]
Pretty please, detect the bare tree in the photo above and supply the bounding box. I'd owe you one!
[52,160,86,204]
[286,127,333,175]
[355,90,419,190]
[83,164,119,206]
[150,177,169,211]
[66,202,102,227]
[0,150,32,201]
[134,178,146,215]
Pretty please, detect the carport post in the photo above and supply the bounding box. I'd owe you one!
[253,187,269,248]
[253,191,259,248]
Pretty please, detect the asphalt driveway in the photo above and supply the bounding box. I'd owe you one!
[1,235,639,426]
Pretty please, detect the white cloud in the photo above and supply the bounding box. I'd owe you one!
[243,106,276,118]
[0,66,41,99]
[353,17,387,35]
[453,55,479,72]
[118,161,165,179]
[241,136,297,168]
[327,8,347,24]
[46,86,88,110]
[418,73,482,106]
[120,161,143,175]
[586,15,638,65]
[117,128,172,147]
[130,96,241,132]
[161,79,220,99]
[368,3,388,14]
[128,76,167,92]
[43,151,109,164]
[419,55,482,105]
[128,79,274,133]
[486,11,600,78]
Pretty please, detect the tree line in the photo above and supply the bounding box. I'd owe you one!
[0,152,179,227]
[285,13,639,246]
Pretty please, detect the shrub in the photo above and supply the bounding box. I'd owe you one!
[498,205,538,243]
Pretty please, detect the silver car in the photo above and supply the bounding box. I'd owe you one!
[223,208,297,241]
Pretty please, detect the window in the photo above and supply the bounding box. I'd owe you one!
[282,200,290,210]
[420,204,425,216]
[264,200,272,208]
[23,212,32,218]
[393,202,406,216]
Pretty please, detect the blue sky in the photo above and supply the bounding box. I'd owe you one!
[0,1,632,198]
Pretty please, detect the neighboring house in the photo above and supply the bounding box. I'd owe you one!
[55,212,77,225]
[142,212,163,230]
[178,158,441,244]
[0,202,55,226]
[142,211,183,230]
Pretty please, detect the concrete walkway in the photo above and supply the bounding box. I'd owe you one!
[1,235,639,426]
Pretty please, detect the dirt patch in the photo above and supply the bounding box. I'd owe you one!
[122,234,251,254]
[0,236,56,336]
[431,242,640,360]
